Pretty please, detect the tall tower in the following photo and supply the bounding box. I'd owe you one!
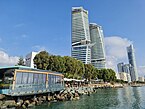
[71,7,91,64]
[89,23,106,69]
[127,44,138,81]
[117,62,124,72]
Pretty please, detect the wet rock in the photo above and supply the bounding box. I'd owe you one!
[0,100,3,106]
[0,94,5,100]
[22,104,26,109]
[0,105,7,109]
[24,100,30,107]
[16,99,23,107]
[47,96,52,101]
[3,100,16,107]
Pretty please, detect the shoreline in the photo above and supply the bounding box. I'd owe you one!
[0,83,144,109]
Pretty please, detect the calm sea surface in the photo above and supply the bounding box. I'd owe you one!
[32,86,145,109]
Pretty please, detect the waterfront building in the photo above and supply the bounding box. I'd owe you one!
[116,73,120,80]
[89,23,106,69]
[127,44,138,81]
[119,72,128,82]
[127,73,131,83]
[117,62,124,72]
[25,51,38,68]
[138,77,144,82]
[123,64,131,74]
[71,7,92,64]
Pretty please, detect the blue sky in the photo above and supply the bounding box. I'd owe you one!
[0,0,145,76]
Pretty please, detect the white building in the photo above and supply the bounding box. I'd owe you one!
[25,52,38,68]
[89,23,106,69]
[116,73,120,80]
[71,7,92,64]
[138,77,144,82]
[127,44,138,81]
[119,72,128,82]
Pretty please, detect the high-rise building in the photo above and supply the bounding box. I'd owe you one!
[117,62,124,72]
[127,44,138,81]
[71,7,92,64]
[89,23,106,69]
[123,64,131,74]
[25,52,38,68]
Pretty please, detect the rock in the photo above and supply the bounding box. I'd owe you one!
[22,104,26,109]
[0,105,7,109]
[74,92,79,97]
[67,92,72,100]
[75,96,80,100]
[16,99,23,107]
[31,101,36,105]
[47,96,52,101]
[0,94,5,100]
[0,100,3,106]
[59,96,65,101]
[28,103,34,108]
[42,96,47,101]
[24,100,30,107]
[3,100,16,107]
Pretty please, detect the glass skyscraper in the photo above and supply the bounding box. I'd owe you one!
[71,7,92,64]
[127,44,138,81]
[89,23,106,69]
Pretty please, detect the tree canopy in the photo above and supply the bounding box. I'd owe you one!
[33,51,117,82]
[17,57,25,66]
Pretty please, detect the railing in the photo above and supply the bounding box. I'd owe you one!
[8,83,64,96]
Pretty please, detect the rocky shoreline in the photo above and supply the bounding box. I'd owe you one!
[0,84,123,109]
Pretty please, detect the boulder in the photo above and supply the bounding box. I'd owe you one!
[0,94,5,100]
[24,100,30,107]
[3,100,16,106]
[16,99,23,107]
[0,100,3,106]
[47,96,52,101]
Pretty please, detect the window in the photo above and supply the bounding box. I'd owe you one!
[28,73,33,84]
[42,74,46,84]
[21,73,28,84]
[16,73,22,84]
[33,73,38,84]
[38,74,43,84]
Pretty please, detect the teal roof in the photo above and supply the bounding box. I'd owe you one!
[0,66,62,74]
[0,66,37,70]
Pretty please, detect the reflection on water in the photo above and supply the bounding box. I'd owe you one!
[132,87,141,109]
[33,86,145,109]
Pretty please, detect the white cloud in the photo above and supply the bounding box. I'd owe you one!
[0,51,19,66]
[105,36,132,71]
[32,45,46,52]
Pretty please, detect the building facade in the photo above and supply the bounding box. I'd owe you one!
[127,44,138,81]
[117,62,124,72]
[138,77,144,82]
[71,7,92,64]
[119,72,128,82]
[25,52,38,68]
[89,23,106,69]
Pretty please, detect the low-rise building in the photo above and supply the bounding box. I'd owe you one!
[25,51,38,68]
[119,72,128,82]
[138,77,144,82]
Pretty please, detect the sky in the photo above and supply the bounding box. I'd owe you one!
[0,0,145,76]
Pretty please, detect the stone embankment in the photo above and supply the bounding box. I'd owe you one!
[0,86,96,109]
[0,84,123,109]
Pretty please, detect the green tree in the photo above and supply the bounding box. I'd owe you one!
[47,55,65,73]
[33,51,49,70]
[17,57,25,66]
[84,64,95,81]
